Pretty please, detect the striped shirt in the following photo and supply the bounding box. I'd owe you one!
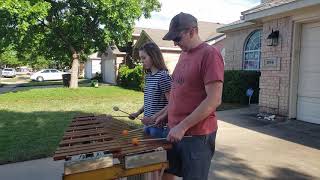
[144,70,171,117]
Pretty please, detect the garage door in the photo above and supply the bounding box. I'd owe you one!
[297,22,320,124]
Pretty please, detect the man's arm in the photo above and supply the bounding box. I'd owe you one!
[167,81,223,142]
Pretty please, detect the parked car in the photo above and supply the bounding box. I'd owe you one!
[30,69,69,81]
[1,68,16,78]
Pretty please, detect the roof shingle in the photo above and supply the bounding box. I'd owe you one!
[134,21,224,48]
[242,0,296,15]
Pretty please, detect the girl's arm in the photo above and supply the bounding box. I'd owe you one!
[129,105,144,119]
[153,91,170,124]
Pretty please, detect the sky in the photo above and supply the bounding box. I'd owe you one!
[135,0,261,29]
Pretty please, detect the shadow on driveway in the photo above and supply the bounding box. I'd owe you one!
[217,106,320,150]
[210,146,316,180]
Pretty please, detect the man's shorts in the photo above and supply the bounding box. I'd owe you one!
[165,131,217,180]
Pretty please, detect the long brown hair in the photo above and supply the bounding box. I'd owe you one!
[139,42,168,71]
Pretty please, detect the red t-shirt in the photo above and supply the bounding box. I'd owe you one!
[168,42,224,135]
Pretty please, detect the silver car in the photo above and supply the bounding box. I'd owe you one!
[1,68,16,78]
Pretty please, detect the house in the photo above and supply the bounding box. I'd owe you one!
[84,52,101,79]
[84,47,126,84]
[132,21,225,73]
[101,46,126,84]
[217,0,320,124]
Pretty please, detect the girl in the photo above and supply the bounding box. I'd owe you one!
[129,42,171,138]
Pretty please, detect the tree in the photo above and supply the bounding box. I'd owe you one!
[0,0,160,88]
[0,45,21,68]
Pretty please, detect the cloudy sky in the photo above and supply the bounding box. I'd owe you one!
[135,0,260,29]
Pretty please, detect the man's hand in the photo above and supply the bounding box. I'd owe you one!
[166,124,187,143]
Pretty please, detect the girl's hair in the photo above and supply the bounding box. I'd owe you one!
[139,42,168,71]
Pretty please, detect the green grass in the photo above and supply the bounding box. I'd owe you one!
[0,86,144,164]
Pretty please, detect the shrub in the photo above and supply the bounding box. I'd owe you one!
[117,65,144,91]
[223,70,260,104]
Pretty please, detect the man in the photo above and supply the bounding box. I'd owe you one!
[156,12,224,180]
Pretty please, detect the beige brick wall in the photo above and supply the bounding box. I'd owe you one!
[224,17,293,116]
[162,52,180,74]
[259,17,293,116]
[224,26,262,70]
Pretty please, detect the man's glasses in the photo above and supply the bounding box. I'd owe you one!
[172,27,196,43]
[173,36,182,43]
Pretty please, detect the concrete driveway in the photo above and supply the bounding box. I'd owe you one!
[211,107,320,180]
[0,106,319,180]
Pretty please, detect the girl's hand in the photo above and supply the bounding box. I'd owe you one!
[128,112,139,120]
[155,114,167,125]
[141,117,155,126]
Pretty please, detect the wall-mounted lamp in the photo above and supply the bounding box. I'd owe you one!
[267,29,279,46]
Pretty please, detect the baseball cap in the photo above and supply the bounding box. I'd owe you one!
[163,12,198,41]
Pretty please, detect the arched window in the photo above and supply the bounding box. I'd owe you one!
[243,30,262,70]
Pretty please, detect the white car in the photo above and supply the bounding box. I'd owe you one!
[1,68,16,78]
[30,69,69,81]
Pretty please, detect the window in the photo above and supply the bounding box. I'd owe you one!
[43,70,50,73]
[243,30,262,70]
[51,70,58,73]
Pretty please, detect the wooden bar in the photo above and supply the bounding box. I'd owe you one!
[54,115,171,159]
[54,114,171,179]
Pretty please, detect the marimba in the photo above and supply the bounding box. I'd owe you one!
[53,114,172,180]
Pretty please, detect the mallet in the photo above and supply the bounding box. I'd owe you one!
[113,106,140,120]
[122,123,156,136]
[131,137,166,145]
[131,136,192,145]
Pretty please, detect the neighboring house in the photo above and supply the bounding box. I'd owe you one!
[133,21,225,73]
[217,0,320,124]
[101,46,126,84]
[84,47,125,84]
[84,52,101,79]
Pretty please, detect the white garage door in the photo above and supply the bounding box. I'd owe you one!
[103,58,116,84]
[297,22,320,124]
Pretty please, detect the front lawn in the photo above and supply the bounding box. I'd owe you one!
[0,86,143,164]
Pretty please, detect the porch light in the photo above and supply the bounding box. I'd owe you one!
[267,29,279,46]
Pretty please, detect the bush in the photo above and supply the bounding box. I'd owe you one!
[117,67,260,103]
[223,70,260,104]
[117,65,144,91]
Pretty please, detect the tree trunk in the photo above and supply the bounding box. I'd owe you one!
[69,52,79,88]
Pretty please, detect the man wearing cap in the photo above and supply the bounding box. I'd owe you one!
[155,12,224,180]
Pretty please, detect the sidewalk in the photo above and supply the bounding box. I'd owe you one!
[0,158,64,180]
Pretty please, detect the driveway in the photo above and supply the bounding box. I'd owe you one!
[210,107,320,180]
